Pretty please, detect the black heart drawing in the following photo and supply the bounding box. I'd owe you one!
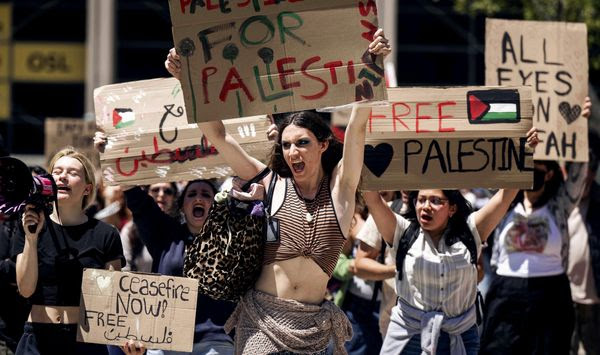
[364,143,394,178]
[558,101,581,125]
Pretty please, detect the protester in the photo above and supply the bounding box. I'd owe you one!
[481,98,592,355]
[165,29,390,354]
[96,128,237,355]
[568,130,600,355]
[360,126,539,355]
[119,182,178,273]
[354,192,405,339]
[12,147,125,355]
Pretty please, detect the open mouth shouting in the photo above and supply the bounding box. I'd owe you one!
[419,213,433,224]
[56,185,71,194]
[191,204,206,219]
[291,162,305,174]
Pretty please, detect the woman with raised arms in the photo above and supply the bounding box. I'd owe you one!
[166,29,390,354]
[361,127,539,355]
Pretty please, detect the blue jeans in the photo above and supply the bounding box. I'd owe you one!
[401,324,479,355]
[112,339,233,355]
[339,293,382,355]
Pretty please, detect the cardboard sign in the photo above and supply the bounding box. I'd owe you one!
[168,0,386,123]
[94,77,273,186]
[361,86,534,190]
[44,118,99,168]
[77,269,197,352]
[485,18,588,162]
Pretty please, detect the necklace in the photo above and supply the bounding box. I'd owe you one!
[293,180,319,224]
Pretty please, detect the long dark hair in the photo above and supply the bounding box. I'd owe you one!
[403,190,474,247]
[176,179,217,210]
[268,110,343,178]
[512,160,563,209]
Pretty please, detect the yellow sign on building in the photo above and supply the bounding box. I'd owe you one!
[12,42,85,82]
[0,43,8,78]
[0,4,11,41]
[0,81,10,120]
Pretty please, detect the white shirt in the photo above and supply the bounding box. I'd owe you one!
[567,199,600,304]
[496,203,563,278]
[391,214,481,317]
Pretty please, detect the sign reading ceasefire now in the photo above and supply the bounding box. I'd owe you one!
[168,0,386,123]
[12,42,85,82]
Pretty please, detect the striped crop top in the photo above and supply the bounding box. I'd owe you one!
[262,175,346,277]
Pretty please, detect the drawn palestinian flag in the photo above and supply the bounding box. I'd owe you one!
[467,89,520,124]
[112,108,135,129]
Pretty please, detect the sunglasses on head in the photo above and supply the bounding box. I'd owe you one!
[150,186,175,196]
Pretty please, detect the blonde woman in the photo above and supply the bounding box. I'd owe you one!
[12,147,126,355]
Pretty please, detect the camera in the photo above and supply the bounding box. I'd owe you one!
[0,157,57,232]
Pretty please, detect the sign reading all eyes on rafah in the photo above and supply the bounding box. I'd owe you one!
[360,86,534,190]
[485,18,588,162]
[167,0,386,124]
[94,77,273,186]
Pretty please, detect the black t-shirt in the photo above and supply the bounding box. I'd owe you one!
[11,218,125,306]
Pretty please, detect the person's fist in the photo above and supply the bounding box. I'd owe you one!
[165,48,182,80]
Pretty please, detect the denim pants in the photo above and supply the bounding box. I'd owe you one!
[146,339,234,355]
[339,292,382,355]
[16,322,108,355]
[401,324,479,355]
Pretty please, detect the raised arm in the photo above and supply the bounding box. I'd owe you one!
[334,28,390,197]
[197,121,267,181]
[362,191,397,246]
[165,48,267,181]
[354,242,396,281]
[473,126,540,241]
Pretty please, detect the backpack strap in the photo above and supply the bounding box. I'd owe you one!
[395,221,420,281]
[395,222,478,281]
[241,167,271,191]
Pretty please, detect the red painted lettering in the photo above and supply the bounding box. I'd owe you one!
[438,101,456,133]
[277,57,300,90]
[219,67,255,102]
[368,110,386,133]
[324,61,343,85]
[180,0,191,13]
[202,67,218,104]
[358,0,377,16]
[237,0,251,7]
[206,0,219,10]
[347,60,356,84]
[301,56,328,100]
[360,20,377,42]
[416,102,432,133]
[392,103,410,131]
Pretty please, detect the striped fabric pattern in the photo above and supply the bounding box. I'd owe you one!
[391,214,482,317]
[263,175,346,277]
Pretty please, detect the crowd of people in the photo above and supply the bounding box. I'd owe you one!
[0,28,598,355]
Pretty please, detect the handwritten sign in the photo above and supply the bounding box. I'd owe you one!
[485,18,588,162]
[167,0,386,123]
[361,86,534,190]
[77,269,197,352]
[45,118,99,168]
[94,77,273,186]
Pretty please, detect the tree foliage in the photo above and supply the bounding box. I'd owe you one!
[454,0,600,75]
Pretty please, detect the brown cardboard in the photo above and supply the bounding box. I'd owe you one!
[361,86,534,190]
[94,77,273,186]
[167,0,386,123]
[77,269,198,352]
[485,18,588,162]
[44,118,99,168]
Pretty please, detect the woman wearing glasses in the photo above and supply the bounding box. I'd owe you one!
[362,127,540,355]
